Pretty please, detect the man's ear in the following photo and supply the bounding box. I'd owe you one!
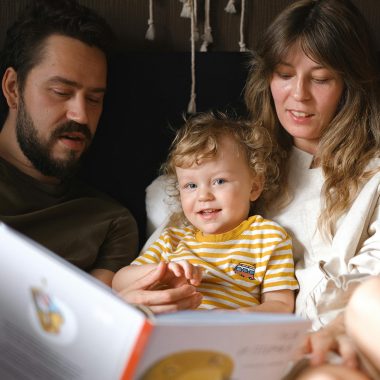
[2,67,19,110]
[250,175,264,202]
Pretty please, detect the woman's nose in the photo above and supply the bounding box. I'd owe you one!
[292,78,311,101]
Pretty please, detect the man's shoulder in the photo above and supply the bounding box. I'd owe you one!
[69,179,133,216]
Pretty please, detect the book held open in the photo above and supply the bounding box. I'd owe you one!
[0,223,309,380]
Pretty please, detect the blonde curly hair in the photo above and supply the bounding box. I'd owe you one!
[161,111,281,225]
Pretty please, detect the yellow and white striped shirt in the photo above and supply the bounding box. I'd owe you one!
[133,215,298,310]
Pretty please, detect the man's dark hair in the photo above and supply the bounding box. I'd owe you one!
[0,0,114,126]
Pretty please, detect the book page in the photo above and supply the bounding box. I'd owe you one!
[135,311,310,380]
[0,224,151,380]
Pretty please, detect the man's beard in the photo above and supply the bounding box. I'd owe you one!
[16,97,93,180]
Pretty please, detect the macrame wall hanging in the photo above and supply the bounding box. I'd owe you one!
[238,0,248,52]
[145,0,155,40]
[144,0,249,113]
[224,0,248,52]
[185,0,197,113]
[200,0,213,52]
[224,0,237,14]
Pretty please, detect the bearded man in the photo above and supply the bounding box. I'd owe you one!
[0,0,201,313]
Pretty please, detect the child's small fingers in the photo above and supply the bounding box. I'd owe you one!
[193,266,203,283]
[189,278,200,286]
[185,262,194,280]
[177,260,193,279]
[187,266,203,286]
[168,262,183,277]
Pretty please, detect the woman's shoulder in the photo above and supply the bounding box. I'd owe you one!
[366,157,380,172]
[362,158,380,191]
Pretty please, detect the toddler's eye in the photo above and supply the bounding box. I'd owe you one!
[213,178,226,185]
[184,182,197,190]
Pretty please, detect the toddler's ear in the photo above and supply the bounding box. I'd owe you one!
[250,176,264,202]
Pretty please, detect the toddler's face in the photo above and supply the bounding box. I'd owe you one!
[176,135,262,235]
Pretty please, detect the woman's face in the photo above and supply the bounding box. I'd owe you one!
[270,45,344,154]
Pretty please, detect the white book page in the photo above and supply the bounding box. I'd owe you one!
[0,224,151,380]
[135,311,309,380]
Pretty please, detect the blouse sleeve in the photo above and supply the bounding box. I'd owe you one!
[316,179,380,323]
[348,194,380,273]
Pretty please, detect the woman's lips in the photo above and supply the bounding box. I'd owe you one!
[288,109,314,123]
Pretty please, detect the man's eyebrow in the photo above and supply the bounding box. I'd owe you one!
[47,76,106,93]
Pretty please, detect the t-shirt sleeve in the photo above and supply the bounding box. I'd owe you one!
[261,227,299,293]
[92,208,139,273]
[133,229,171,265]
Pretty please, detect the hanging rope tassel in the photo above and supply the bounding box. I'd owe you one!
[239,0,249,52]
[180,0,192,18]
[187,0,196,114]
[145,0,155,40]
[200,0,212,52]
[193,0,199,41]
[224,0,237,14]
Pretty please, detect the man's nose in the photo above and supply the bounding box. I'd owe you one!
[66,95,89,125]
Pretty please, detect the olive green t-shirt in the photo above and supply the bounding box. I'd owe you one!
[0,157,138,273]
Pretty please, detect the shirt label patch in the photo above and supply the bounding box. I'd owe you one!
[233,262,256,280]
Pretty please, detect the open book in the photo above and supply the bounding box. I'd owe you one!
[0,223,310,380]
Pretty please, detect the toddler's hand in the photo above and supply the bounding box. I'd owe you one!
[167,260,203,286]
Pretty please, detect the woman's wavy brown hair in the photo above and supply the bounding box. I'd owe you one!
[244,0,380,238]
[161,111,281,225]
